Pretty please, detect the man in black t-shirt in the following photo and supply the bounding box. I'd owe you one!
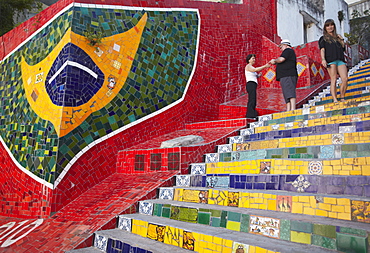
[270,39,298,111]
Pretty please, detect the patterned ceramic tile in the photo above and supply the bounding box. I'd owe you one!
[298,120,308,128]
[235,143,250,151]
[308,161,323,175]
[277,196,292,212]
[206,176,230,188]
[232,242,249,253]
[183,231,195,250]
[176,175,191,187]
[158,188,174,200]
[228,192,239,207]
[249,121,264,128]
[264,69,275,82]
[302,107,310,114]
[271,124,280,130]
[191,163,206,174]
[94,233,108,251]
[339,125,356,133]
[351,200,370,223]
[292,175,311,192]
[229,136,244,144]
[260,161,271,174]
[259,114,272,122]
[284,122,293,129]
[147,223,166,242]
[118,216,132,231]
[139,201,154,215]
[319,145,335,159]
[240,128,254,136]
[218,144,233,153]
[205,153,219,163]
[332,133,344,144]
[249,215,280,238]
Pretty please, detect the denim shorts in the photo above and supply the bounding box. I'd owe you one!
[328,60,346,66]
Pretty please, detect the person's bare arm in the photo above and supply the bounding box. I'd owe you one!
[320,48,327,68]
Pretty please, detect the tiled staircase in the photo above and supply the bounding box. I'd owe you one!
[69,60,370,253]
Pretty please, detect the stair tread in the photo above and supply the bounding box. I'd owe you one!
[141,199,370,231]
[94,229,190,253]
[170,186,370,201]
[122,213,337,253]
[66,247,103,253]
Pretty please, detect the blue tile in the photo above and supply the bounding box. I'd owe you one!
[246,183,253,189]
[254,183,266,190]
[347,176,367,186]
[344,186,363,196]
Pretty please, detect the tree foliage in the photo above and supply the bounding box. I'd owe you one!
[345,9,370,51]
[0,0,42,36]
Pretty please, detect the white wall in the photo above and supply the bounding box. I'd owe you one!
[324,0,350,37]
[277,0,349,46]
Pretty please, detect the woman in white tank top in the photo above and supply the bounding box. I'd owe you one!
[245,54,270,119]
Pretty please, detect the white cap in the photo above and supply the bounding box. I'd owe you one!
[280,39,291,46]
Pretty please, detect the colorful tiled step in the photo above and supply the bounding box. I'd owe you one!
[91,229,191,253]
[118,213,338,253]
[176,174,370,198]
[138,198,370,252]
[159,186,370,223]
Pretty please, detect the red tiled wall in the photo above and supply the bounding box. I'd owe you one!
[0,0,277,217]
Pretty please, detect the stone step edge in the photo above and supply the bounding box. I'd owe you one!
[94,229,190,253]
[119,213,337,253]
[252,102,370,130]
[65,247,103,253]
[140,198,370,233]
[169,186,370,201]
[268,96,370,121]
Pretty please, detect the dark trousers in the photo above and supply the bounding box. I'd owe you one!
[246,81,258,118]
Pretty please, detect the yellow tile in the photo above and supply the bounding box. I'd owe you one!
[223,239,233,248]
[249,246,256,253]
[256,247,268,253]
[303,207,315,215]
[337,212,351,220]
[292,203,303,214]
[292,196,299,202]
[267,199,277,211]
[213,236,222,245]
[337,198,350,206]
[324,197,337,205]
[291,231,311,244]
[362,165,370,176]
[298,196,310,203]
[328,212,338,219]
[226,221,241,231]
[331,205,345,213]
[316,209,328,217]
[222,246,232,253]
[318,203,332,211]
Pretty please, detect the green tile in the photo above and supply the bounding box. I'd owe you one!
[313,224,336,239]
[336,233,368,253]
[220,211,227,228]
[170,206,180,220]
[312,234,337,250]
[197,212,211,225]
[240,214,250,233]
[227,211,241,222]
[153,204,162,217]
[178,207,198,223]
[339,227,367,237]
[280,219,291,241]
[211,217,221,227]
[161,207,171,218]
[210,209,221,217]
[290,220,313,233]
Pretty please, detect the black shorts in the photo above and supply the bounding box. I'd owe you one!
[280,76,297,103]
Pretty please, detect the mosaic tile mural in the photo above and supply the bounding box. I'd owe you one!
[0,4,199,186]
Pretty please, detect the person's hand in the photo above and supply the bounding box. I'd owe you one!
[270,59,276,65]
[321,59,327,68]
[265,63,271,68]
